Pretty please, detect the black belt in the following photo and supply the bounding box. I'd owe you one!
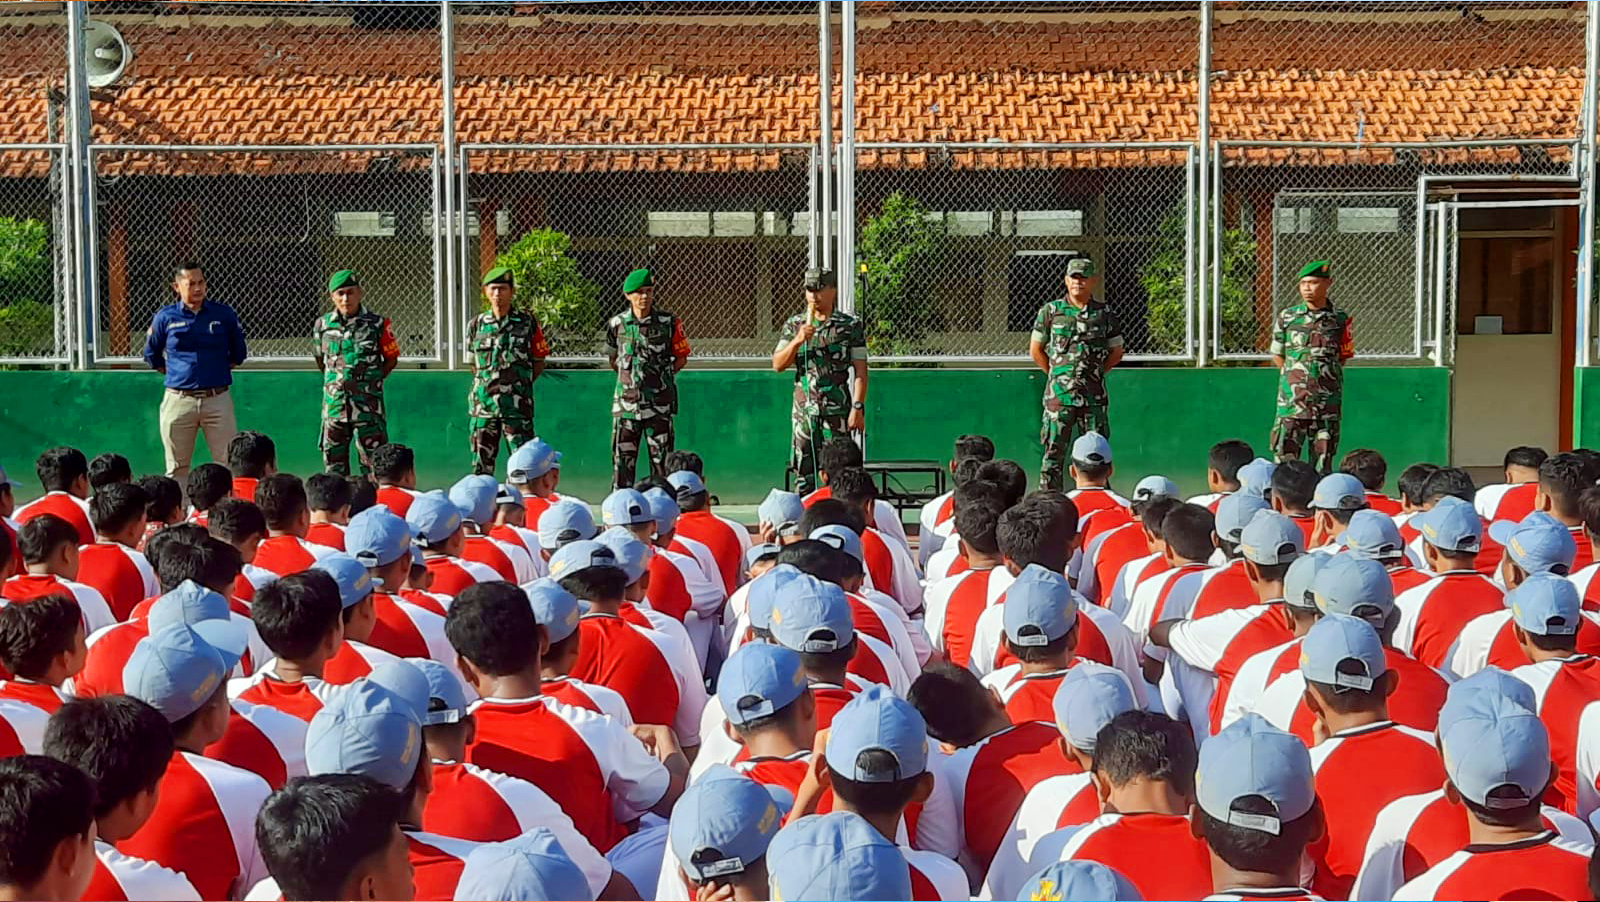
[168,386,229,399]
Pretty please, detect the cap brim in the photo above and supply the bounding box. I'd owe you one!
[1487,519,1518,546]
[191,618,250,671]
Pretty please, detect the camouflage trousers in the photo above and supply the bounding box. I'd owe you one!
[1039,404,1109,492]
[321,413,388,476]
[1271,415,1341,474]
[792,410,849,495]
[469,415,536,476]
[613,414,674,490]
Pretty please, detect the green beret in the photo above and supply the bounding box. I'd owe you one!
[327,269,359,292]
[623,268,653,293]
[1298,260,1332,280]
[1066,258,1097,278]
[482,266,514,287]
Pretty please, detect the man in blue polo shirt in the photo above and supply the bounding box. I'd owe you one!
[143,261,248,491]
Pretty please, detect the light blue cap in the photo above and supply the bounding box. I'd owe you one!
[1416,496,1483,554]
[1343,509,1405,561]
[365,658,433,722]
[1300,614,1387,691]
[452,828,590,902]
[809,524,864,564]
[747,565,803,631]
[495,482,524,510]
[1283,551,1333,610]
[1446,666,1537,718]
[670,766,784,884]
[644,487,680,534]
[1217,493,1272,544]
[1051,661,1137,752]
[746,542,783,569]
[1311,554,1394,625]
[548,539,620,582]
[1132,475,1180,503]
[825,685,928,781]
[122,623,229,722]
[1002,563,1078,647]
[760,489,807,536]
[1312,473,1369,511]
[304,679,422,790]
[770,574,854,654]
[538,500,598,551]
[407,491,464,545]
[668,470,708,498]
[1439,690,1551,809]
[1239,509,1304,566]
[1490,512,1578,575]
[1070,431,1112,466]
[1015,861,1143,902]
[410,546,425,569]
[146,580,248,670]
[411,658,472,726]
[597,526,653,583]
[718,642,809,727]
[448,474,500,525]
[601,488,654,528]
[1196,713,1316,835]
[346,506,414,568]
[525,577,584,644]
[767,812,913,901]
[312,552,380,609]
[1237,458,1278,498]
[1508,572,1582,637]
[507,439,561,482]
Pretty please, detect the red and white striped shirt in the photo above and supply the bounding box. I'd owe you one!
[1079,521,1152,609]
[1,573,116,634]
[570,609,705,744]
[1105,552,1170,621]
[923,566,1006,668]
[1509,654,1600,812]
[981,772,1100,901]
[228,671,334,722]
[918,490,956,570]
[943,721,1081,873]
[15,492,93,545]
[1165,602,1295,734]
[922,541,969,586]
[85,841,201,902]
[422,553,500,597]
[1474,482,1538,524]
[1249,647,1449,745]
[541,675,634,724]
[1124,561,1212,643]
[1392,570,1506,669]
[77,612,264,699]
[303,521,346,551]
[249,535,337,578]
[969,578,1145,704]
[0,697,51,754]
[365,593,455,665]
[203,697,307,791]
[462,534,519,583]
[1024,811,1213,902]
[403,830,479,902]
[374,485,420,517]
[1066,486,1130,520]
[1448,609,1600,679]
[320,639,400,685]
[861,527,923,615]
[0,679,65,715]
[981,664,1073,725]
[1391,831,1594,901]
[76,541,158,622]
[674,510,752,596]
[1365,491,1403,516]
[1571,562,1600,611]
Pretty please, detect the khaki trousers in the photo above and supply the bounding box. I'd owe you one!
[159,388,238,492]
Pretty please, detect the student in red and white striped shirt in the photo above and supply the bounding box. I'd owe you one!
[922,481,1010,667]
[308,555,401,684]
[450,476,531,584]
[371,443,422,517]
[797,526,921,685]
[78,483,158,622]
[488,485,546,582]
[1394,496,1505,669]
[201,498,272,608]
[0,755,99,902]
[716,641,818,803]
[408,492,499,599]
[250,475,338,579]
[1268,461,1320,550]
[1503,574,1600,814]
[668,464,753,596]
[43,695,202,902]
[523,579,634,724]
[925,459,1029,584]
[183,464,233,532]
[509,439,587,531]
[1340,448,1403,517]
[303,473,352,552]
[1474,446,1545,524]
[827,470,925,616]
[1451,513,1586,678]
[1094,496,1181,617]
[3,515,116,636]
[15,447,94,546]
[979,565,1080,724]
[345,506,456,667]
[135,475,184,556]
[252,773,415,902]
[0,593,83,722]
[225,431,276,508]
[918,436,996,570]
[229,570,342,724]
[1187,440,1255,513]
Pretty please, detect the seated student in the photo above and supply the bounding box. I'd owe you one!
[800,436,912,554]
[254,774,414,902]
[251,474,338,577]
[922,482,1010,665]
[918,433,997,568]
[788,528,919,684]
[118,624,272,901]
[717,642,819,798]
[304,473,352,551]
[1078,475,1181,605]
[764,810,913,902]
[1345,508,1431,596]
[1393,690,1595,900]
[1063,432,1130,519]
[1341,448,1402,516]
[1206,552,1329,737]
[1476,445,1547,523]
[603,488,721,634]
[42,695,200,900]
[1123,503,1216,646]
[828,469,923,615]
[344,506,454,666]
[642,484,730,613]
[1527,451,1598,573]
[449,475,531,583]
[226,431,277,503]
[15,447,93,545]
[1270,459,1320,546]
[206,496,272,606]
[452,830,593,902]
[763,573,884,729]
[136,474,184,553]
[981,565,1080,724]
[786,687,968,900]
[407,491,498,597]
[922,460,993,584]
[669,467,752,596]
[308,554,402,683]
[1170,491,1268,622]
[1395,462,1440,537]
[1394,496,1505,668]
[1405,466,1506,576]
[0,593,83,717]
[370,443,420,517]
[78,482,157,621]
[1100,495,1183,618]
[659,765,785,902]
[509,439,588,521]
[1572,486,1600,610]
[756,488,807,548]
[230,570,342,721]
[1189,439,1255,512]
[488,484,546,581]
[183,463,234,529]
[446,581,685,854]
[1,514,115,634]
[1454,514,1598,677]
[0,755,98,901]
[87,453,132,492]
[525,579,633,724]
[1503,574,1600,814]
[981,663,1138,900]
[1297,615,1446,899]
[1307,472,1369,551]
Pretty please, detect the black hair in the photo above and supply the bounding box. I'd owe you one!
[908,662,991,747]
[1398,463,1441,507]
[544,627,580,669]
[828,749,922,816]
[1422,467,1475,506]
[1251,559,1294,584]
[817,438,863,482]
[1460,785,1546,829]
[728,693,806,739]
[227,431,277,479]
[1091,710,1197,797]
[1271,460,1319,511]
[256,474,308,531]
[1570,449,1600,485]
[43,696,173,817]
[348,478,378,517]
[253,571,344,662]
[0,755,95,889]
[186,463,234,514]
[633,475,673,496]
[663,450,705,478]
[777,539,859,585]
[156,536,242,594]
[446,582,539,676]
[34,447,87,494]
[137,475,184,525]
[256,774,407,902]
[370,445,415,484]
[1305,669,1388,715]
[209,497,267,546]
[89,482,147,537]
[1208,441,1255,485]
[1339,449,1387,493]
[975,460,1028,508]
[1540,453,1591,520]
[953,482,1008,556]
[952,457,986,489]
[1527,629,1579,654]
[1199,797,1320,875]
[1161,504,1217,562]
[87,453,132,490]
[1505,446,1548,471]
[954,434,996,464]
[0,595,81,680]
[144,524,208,576]
[1071,456,1112,481]
[996,504,1071,572]
[798,641,858,677]
[1005,625,1075,664]
[1581,486,1600,539]
[17,515,76,566]
[0,533,10,577]
[830,468,878,506]
[1139,495,1183,535]
[557,567,630,603]
[305,474,354,514]
[173,261,203,281]
[798,498,866,537]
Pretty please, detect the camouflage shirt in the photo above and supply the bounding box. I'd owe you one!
[1031,298,1124,408]
[605,308,691,419]
[467,308,550,419]
[312,308,398,421]
[777,310,867,418]
[1270,300,1354,419]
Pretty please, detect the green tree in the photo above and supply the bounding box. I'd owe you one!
[1140,204,1259,356]
[856,191,943,356]
[0,216,53,358]
[492,227,601,357]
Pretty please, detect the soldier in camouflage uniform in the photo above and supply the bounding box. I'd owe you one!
[772,268,868,494]
[1029,257,1125,491]
[1270,259,1354,474]
[606,268,692,489]
[312,270,400,475]
[467,266,550,476]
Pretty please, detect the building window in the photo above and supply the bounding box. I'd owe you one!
[333,211,396,238]
[1336,207,1401,234]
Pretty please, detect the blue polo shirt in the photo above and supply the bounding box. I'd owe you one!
[142,301,249,390]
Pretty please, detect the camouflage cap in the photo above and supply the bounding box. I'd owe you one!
[1298,260,1332,280]
[803,268,836,291]
[482,266,514,287]
[623,268,653,293]
[328,269,360,292]
[1066,258,1098,278]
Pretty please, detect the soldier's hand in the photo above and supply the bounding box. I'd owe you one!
[796,322,817,344]
[847,407,865,432]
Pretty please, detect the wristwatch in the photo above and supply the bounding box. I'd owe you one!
[851,401,864,410]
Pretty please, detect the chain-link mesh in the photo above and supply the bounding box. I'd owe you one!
[90,146,441,361]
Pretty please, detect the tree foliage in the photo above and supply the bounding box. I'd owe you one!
[1141,204,1260,356]
[0,217,53,358]
[856,192,943,356]
[492,227,601,356]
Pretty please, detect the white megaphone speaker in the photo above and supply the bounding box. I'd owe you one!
[83,20,130,89]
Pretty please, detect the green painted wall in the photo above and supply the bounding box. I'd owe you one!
[1578,367,1600,450]
[0,366,1449,504]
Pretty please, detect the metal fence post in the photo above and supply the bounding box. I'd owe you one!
[1579,3,1598,369]
[818,0,833,271]
[838,0,856,315]
[66,2,93,370]
[1196,0,1212,368]
[441,0,459,370]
